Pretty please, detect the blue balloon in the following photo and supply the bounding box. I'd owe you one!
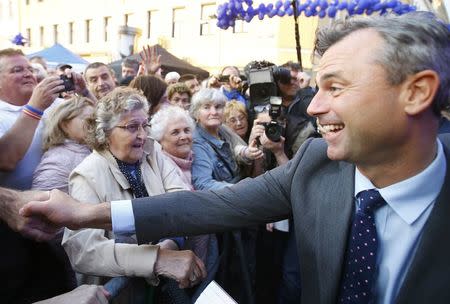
[267,3,274,11]
[275,0,283,9]
[269,9,277,17]
[387,0,397,8]
[328,6,337,17]
[305,8,313,16]
[228,19,235,27]
[235,2,243,10]
[337,2,348,10]
[245,14,254,22]
[286,7,294,15]
[258,11,265,19]
[277,9,286,17]
[284,0,291,10]
[318,10,326,17]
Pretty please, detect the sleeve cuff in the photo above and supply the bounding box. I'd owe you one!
[111,200,136,235]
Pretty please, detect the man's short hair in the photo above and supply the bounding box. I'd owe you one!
[281,61,301,72]
[179,74,198,83]
[314,12,450,115]
[0,48,25,60]
[121,58,139,71]
[167,82,192,100]
[84,62,109,75]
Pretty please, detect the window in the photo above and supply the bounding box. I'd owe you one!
[147,10,160,39]
[172,7,186,38]
[233,20,249,34]
[104,16,111,42]
[69,22,74,44]
[200,3,217,36]
[85,19,91,43]
[39,26,44,46]
[26,0,30,5]
[53,24,58,44]
[26,28,31,46]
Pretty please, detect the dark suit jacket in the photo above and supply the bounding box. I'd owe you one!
[132,136,450,304]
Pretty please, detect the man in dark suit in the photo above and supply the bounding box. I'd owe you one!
[20,11,450,303]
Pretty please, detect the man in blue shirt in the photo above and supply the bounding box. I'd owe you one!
[20,12,450,303]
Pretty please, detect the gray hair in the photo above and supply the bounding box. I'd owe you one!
[189,88,227,119]
[85,87,149,151]
[314,11,450,115]
[150,105,195,141]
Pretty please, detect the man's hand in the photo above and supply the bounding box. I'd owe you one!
[0,188,59,241]
[33,284,110,304]
[27,76,64,111]
[139,45,162,75]
[154,249,207,288]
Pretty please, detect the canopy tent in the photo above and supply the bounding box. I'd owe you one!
[27,43,89,73]
[109,44,209,80]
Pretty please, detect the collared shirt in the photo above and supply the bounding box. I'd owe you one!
[354,139,446,304]
[113,139,447,303]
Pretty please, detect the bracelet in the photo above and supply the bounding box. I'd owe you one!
[22,107,42,120]
[24,104,44,116]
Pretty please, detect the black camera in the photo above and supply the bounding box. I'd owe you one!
[245,61,285,142]
[259,96,283,142]
[59,75,75,92]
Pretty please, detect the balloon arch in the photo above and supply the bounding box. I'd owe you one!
[216,0,416,29]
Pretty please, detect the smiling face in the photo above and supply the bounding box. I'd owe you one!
[160,117,193,159]
[307,29,406,167]
[0,55,37,105]
[197,101,224,135]
[85,65,116,100]
[107,109,149,164]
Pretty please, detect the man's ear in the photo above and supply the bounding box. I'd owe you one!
[402,70,440,115]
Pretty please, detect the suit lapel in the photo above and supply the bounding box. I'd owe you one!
[316,161,355,303]
[396,145,450,304]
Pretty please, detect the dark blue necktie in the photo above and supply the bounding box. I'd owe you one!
[338,189,386,303]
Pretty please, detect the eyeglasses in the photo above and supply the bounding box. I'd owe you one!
[115,122,150,133]
[227,115,247,125]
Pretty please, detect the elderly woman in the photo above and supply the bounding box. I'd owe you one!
[224,100,249,141]
[190,88,262,191]
[189,88,262,302]
[150,106,213,266]
[63,87,204,303]
[32,96,94,193]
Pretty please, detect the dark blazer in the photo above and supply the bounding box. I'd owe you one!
[133,136,450,304]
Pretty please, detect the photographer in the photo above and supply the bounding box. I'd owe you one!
[246,61,318,304]
[209,66,249,108]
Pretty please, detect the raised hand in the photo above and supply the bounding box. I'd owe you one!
[139,45,162,75]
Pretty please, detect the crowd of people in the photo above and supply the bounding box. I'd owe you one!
[1,10,450,304]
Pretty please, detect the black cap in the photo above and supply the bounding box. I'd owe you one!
[56,63,73,72]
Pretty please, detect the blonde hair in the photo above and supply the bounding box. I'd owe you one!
[224,100,247,122]
[85,87,149,151]
[42,96,94,151]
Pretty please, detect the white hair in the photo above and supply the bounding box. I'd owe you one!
[189,88,227,120]
[164,71,181,82]
[150,105,195,141]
